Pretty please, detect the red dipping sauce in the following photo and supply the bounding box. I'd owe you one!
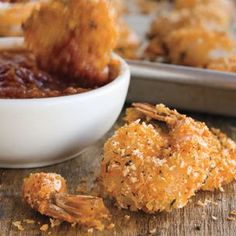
[0,50,89,99]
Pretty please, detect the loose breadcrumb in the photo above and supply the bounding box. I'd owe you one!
[49,218,61,228]
[227,217,235,221]
[40,224,49,232]
[149,228,157,234]
[107,223,115,230]
[219,186,225,192]
[124,215,130,220]
[88,228,94,233]
[71,222,77,227]
[197,200,206,207]
[230,210,236,216]
[201,212,207,219]
[23,219,35,224]
[211,215,218,221]
[12,221,24,231]
[197,199,218,207]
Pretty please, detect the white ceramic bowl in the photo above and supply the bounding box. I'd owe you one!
[0,38,130,168]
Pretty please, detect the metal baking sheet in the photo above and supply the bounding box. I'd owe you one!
[124,1,236,117]
[127,61,236,117]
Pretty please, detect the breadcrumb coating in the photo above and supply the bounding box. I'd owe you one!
[23,0,118,88]
[145,0,235,70]
[113,0,140,59]
[102,104,215,212]
[149,4,231,40]
[202,128,236,191]
[22,172,67,212]
[207,55,236,72]
[22,172,111,230]
[101,103,236,213]
[165,27,235,67]
[175,0,233,12]
[0,1,42,36]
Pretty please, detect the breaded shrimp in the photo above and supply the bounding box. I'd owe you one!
[129,104,236,191]
[112,0,140,59]
[102,103,236,212]
[207,55,236,72]
[23,0,118,88]
[0,1,43,36]
[202,128,236,191]
[115,19,140,59]
[148,5,231,40]
[165,27,235,67]
[101,103,216,212]
[175,0,233,12]
[22,173,111,230]
[145,0,234,64]
[175,0,209,9]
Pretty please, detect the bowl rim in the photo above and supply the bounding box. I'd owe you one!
[0,37,130,104]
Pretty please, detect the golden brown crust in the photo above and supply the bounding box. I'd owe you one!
[0,1,44,36]
[23,0,118,87]
[22,173,67,212]
[144,0,235,70]
[22,172,111,230]
[202,128,236,191]
[165,27,235,67]
[101,103,236,212]
[102,104,216,212]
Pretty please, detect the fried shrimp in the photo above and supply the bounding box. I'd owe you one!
[145,0,235,68]
[101,103,217,212]
[115,19,140,59]
[0,1,43,36]
[112,0,140,59]
[148,4,231,41]
[165,27,235,67]
[23,0,118,87]
[202,128,236,191]
[175,0,210,8]
[175,0,233,12]
[22,173,111,230]
[101,103,236,212]
[207,55,236,72]
[134,105,236,192]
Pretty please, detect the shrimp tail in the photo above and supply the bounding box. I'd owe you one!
[132,103,183,125]
[44,194,111,230]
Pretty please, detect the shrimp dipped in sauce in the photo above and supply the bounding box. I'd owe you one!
[23,0,118,88]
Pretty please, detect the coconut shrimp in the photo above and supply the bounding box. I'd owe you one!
[23,0,118,88]
[22,173,111,230]
[101,103,219,212]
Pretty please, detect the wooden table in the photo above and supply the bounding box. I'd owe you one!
[1,108,236,236]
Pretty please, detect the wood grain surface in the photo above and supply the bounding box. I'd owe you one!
[0,109,236,236]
